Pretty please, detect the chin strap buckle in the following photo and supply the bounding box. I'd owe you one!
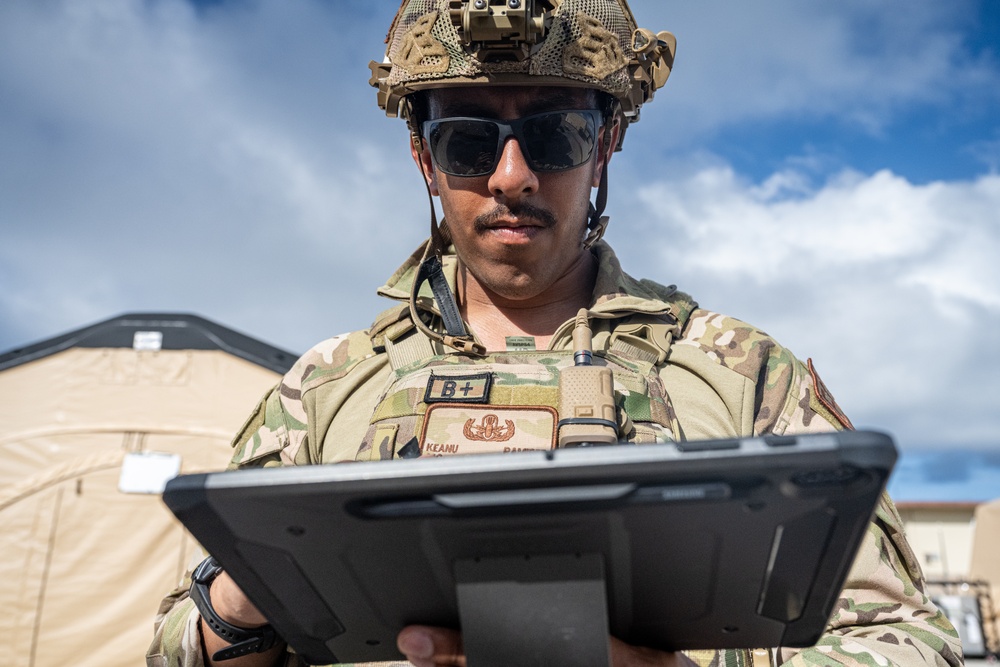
[583,215,609,249]
[444,335,487,356]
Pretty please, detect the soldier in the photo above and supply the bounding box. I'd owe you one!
[149,2,962,666]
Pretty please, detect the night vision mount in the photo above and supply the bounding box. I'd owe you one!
[449,0,557,62]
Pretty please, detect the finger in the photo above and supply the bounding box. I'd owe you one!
[397,625,466,667]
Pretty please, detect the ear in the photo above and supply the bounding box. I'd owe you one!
[592,116,621,188]
[410,133,439,196]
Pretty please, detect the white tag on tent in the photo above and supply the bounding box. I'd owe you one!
[119,452,181,494]
[133,331,163,351]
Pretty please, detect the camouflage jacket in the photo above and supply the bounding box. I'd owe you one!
[148,242,961,667]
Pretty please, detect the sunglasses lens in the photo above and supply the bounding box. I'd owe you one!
[522,111,597,172]
[428,120,500,176]
[426,110,600,176]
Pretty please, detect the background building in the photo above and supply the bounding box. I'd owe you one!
[897,499,1000,659]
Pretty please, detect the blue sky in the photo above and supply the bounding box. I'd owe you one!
[1,1,998,501]
[695,3,1000,186]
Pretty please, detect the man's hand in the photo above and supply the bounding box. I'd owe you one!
[208,571,270,627]
[396,625,698,667]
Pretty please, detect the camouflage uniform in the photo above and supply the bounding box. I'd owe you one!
[148,242,961,667]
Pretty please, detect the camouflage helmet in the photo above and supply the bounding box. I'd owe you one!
[369,0,676,144]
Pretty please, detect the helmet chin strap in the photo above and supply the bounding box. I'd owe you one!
[584,110,616,249]
[583,162,610,249]
[409,131,486,356]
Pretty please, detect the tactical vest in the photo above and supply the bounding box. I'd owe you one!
[353,304,683,461]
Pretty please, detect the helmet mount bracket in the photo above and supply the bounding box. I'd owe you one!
[450,0,556,63]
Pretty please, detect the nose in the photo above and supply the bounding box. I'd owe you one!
[488,137,539,200]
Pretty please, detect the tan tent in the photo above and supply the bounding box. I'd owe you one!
[0,314,294,667]
[969,496,1000,655]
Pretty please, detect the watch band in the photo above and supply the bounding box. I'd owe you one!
[189,556,279,661]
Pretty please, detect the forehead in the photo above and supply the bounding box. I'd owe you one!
[426,85,597,119]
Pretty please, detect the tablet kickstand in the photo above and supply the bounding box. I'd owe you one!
[454,553,611,667]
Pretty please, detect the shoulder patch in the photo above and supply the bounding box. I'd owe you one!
[230,389,270,452]
[229,388,288,468]
[807,359,853,430]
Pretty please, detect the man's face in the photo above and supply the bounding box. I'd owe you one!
[413,86,616,304]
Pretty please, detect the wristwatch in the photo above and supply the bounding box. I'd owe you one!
[189,556,279,661]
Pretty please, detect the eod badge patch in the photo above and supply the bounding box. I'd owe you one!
[419,404,557,456]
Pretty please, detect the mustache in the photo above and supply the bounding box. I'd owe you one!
[473,203,557,232]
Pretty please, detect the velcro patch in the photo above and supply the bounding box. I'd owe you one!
[807,359,854,430]
[425,373,493,404]
[419,404,557,456]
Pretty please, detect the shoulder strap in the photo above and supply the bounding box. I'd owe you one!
[369,303,446,372]
[608,321,675,364]
[602,314,681,366]
[598,281,696,366]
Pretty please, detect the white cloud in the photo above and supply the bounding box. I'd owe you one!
[622,167,1000,448]
[635,168,1000,291]
[0,0,423,350]
[634,0,999,141]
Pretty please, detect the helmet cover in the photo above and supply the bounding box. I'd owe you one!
[370,0,675,136]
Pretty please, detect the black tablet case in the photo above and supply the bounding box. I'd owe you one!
[163,430,896,665]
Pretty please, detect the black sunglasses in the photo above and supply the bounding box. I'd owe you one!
[422,109,603,177]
